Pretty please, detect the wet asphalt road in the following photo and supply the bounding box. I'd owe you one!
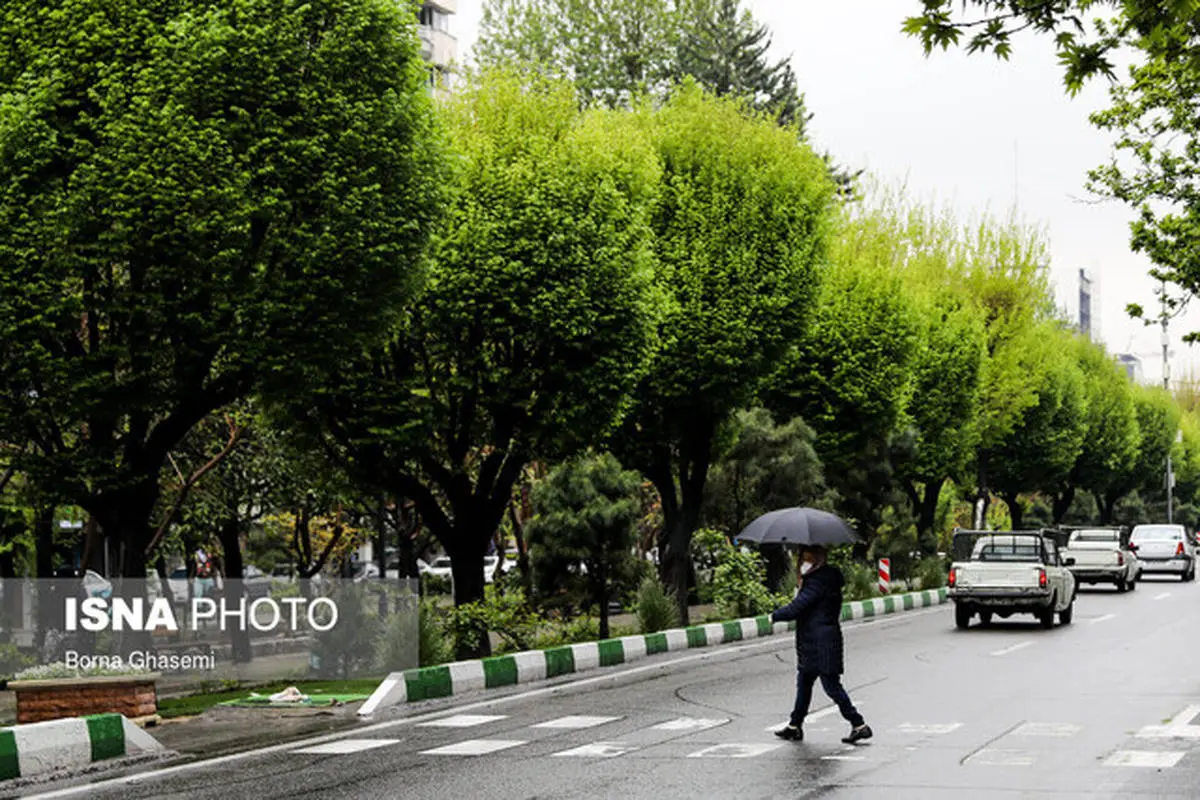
[20,574,1200,800]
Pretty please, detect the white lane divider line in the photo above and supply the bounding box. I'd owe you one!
[765,705,840,731]
[420,739,527,756]
[1106,750,1186,768]
[821,754,868,762]
[1155,592,1172,600]
[553,742,639,758]
[532,715,621,729]
[653,717,728,732]
[687,743,782,759]
[1090,614,1116,624]
[417,714,508,728]
[990,641,1034,657]
[292,738,400,755]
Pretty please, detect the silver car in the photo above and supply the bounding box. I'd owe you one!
[1130,524,1196,581]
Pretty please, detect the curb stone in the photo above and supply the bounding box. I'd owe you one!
[359,587,948,715]
[0,713,163,783]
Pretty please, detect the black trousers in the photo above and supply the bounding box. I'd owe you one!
[790,668,864,728]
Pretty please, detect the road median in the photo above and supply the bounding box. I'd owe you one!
[0,713,164,785]
[359,587,948,715]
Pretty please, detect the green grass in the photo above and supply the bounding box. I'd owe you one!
[157,679,383,719]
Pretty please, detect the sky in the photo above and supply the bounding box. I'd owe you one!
[451,1,1200,388]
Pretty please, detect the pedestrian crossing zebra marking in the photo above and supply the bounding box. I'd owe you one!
[686,743,782,758]
[651,717,728,731]
[1012,723,1082,738]
[417,714,508,728]
[966,749,1037,766]
[553,742,639,758]
[532,715,621,729]
[1105,750,1186,768]
[897,723,962,735]
[292,738,400,755]
[420,739,527,756]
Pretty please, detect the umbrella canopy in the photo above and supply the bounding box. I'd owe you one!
[735,507,861,547]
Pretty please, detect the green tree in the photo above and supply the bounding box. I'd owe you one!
[477,0,678,107]
[1050,338,1141,522]
[1102,385,1179,521]
[987,328,1089,529]
[525,452,642,639]
[702,408,828,536]
[0,0,443,578]
[618,85,835,624]
[674,0,809,128]
[902,0,1192,92]
[300,72,663,656]
[767,245,922,539]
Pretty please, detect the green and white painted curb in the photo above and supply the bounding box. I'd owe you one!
[0,714,163,783]
[359,587,948,715]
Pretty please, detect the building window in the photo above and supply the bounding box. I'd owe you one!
[418,5,451,33]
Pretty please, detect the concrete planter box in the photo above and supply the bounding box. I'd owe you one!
[8,674,160,724]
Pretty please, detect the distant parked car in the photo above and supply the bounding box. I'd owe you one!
[1130,524,1195,581]
[240,565,272,599]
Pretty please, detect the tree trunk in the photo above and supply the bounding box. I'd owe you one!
[376,494,388,582]
[447,535,491,659]
[762,545,790,592]
[1052,487,1075,524]
[509,497,533,596]
[1098,491,1120,525]
[218,516,252,664]
[973,456,990,529]
[597,557,609,641]
[35,506,55,579]
[1003,493,1024,530]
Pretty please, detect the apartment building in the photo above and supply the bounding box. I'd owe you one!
[418,0,457,91]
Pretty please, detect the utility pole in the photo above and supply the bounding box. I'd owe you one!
[1162,282,1176,523]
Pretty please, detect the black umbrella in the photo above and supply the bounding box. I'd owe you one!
[735,507,861,547]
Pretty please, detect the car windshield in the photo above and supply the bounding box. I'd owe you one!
[169,568,187,579]
[1071,530,1119,543]
[967,535,1046,563]
[432,558,452,568]
[1132,526,1183,541]
[484,556,498,565]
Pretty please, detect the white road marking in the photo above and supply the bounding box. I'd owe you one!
[532,715,621,729]
[1155,592,1172,600]
[966,749,1037,766]
[764,705,841,732]
[1090,614,1116,624]
[1106,750,1186,768]
[291,738,400,755]
[553,742,638,758]
[417,714,507,728]
[821,755,867,761]
[1137,705,1200,738]
[687,743,782,758]
[1012,723,1082,737]
[990,641,1034,657]
[420,739,527,756]
[652,717,728,731]
[897,723,963,735]
[27,606,951,799]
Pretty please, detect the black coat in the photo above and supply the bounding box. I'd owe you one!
[769,564,845,675]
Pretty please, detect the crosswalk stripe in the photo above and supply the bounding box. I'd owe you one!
[553,742,638,758]
[1106,750,1186,768]
[686,743,782,758]
[532,715,620,729]
[420,739,526,756]
[417,714,508,728]
[292,738,400,755]
[652,717,728,731]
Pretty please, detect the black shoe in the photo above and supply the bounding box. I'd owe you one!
[842,724,872,745]
[774,724,803,741]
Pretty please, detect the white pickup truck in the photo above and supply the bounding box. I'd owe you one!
[1061,527,1140,592]
[947,530,1077,630]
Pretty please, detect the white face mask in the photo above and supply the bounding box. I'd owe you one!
[800,561,815,576]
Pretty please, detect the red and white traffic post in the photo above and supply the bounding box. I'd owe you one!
[878,558,890,595]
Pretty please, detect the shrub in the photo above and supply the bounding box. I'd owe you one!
[447,585,541,656]
[634,574,679,633]
[377,597,421,672]
[310,584,384,679]
[0,644,35,681]
[420,573,452,596]
[418,599,454,667]
[712,548,774,618]
[842,561,879,601]
[913,555,948,590]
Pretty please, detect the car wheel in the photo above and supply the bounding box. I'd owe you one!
[1128,575,1137,591]
[979,610,993,626]
[1039,605,1055,629]
[955,604,972,630]
[1116,578,1127,593]
[1059,601,1073,625]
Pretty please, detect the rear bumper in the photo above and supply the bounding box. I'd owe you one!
[1070,568,1124,582]
[1138,558,1191,574]
[949,589,1053,609]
